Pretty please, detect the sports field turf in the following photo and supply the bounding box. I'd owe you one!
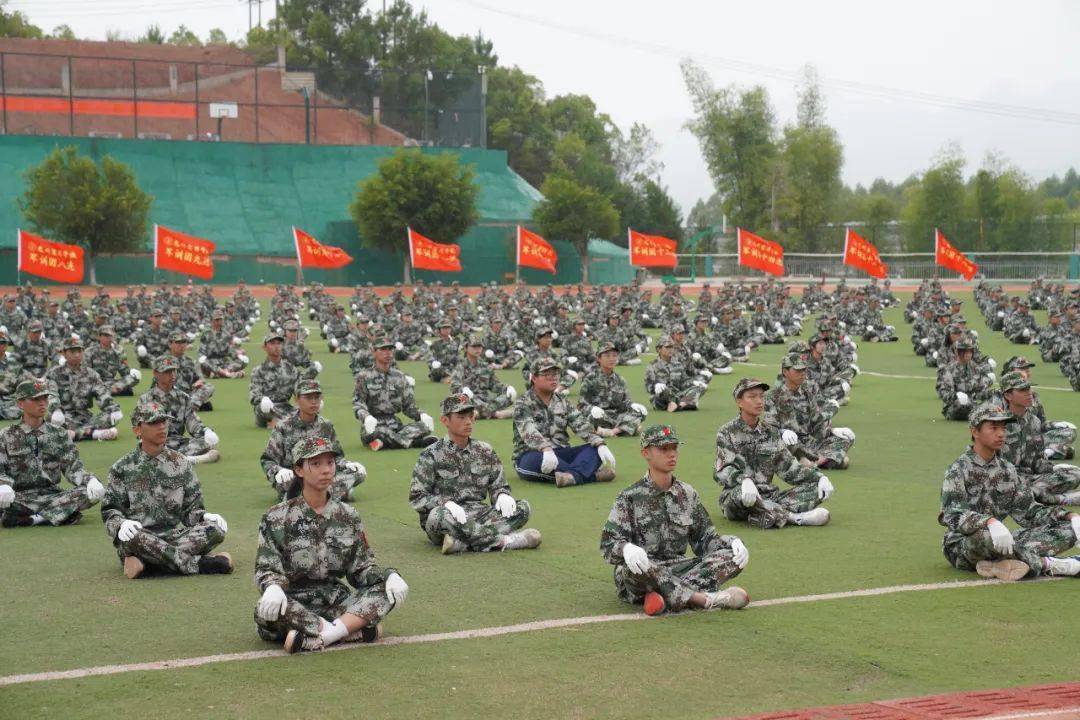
[2,290,1078,719]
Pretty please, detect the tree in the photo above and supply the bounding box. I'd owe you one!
[533,175,619,284]
[139,24,165,44]
[349,149,478,282]
[900,145,966,251]
[681,59,777,233]
[862,193,897,246]
[206,28,229,45]
[18,146,153,284]
[0,1,42,38]
[485,65,553,187]
[168,25,202,46]
[49,24,76,40]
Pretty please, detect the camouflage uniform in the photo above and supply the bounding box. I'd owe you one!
[428,332,461,383]
[253,457,398,642]
[13,330,50,378]
[352,355,435,449]
[0,380,100,526]
[138,382,215,458]
[0,339,21,420]
[448,352,513,419]
[766,356,852,468]
[936,355,995,421]
[168,345,216,409]
[644,340,707,410]
[249,336,299,427]
[715,408,825,528]
[46,341,120,439]
[260,408,365,501]
[84,331,138,396]
[410,430,530,551]
[198,323,249,377]
[102,428,226,574]
[560,328,596,374]
[133,319,171,369]
[600,424,743,611]
[578,358,647,436]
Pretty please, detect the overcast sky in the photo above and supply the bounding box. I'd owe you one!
[12,0,1080,214]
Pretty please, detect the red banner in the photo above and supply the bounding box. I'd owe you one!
[935,229,978,281]
[516,226,557,273]
[628,229,678,268]
[294,227,353,269]
[154,225,216,280]
[737,228,785,276]
[17,229,84,284]
[843,228,888,279]
[408,227,462,272]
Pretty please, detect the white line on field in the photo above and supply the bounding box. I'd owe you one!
[747,364,1076,392]
[978,708,1080,720]
[0,577,1060,687]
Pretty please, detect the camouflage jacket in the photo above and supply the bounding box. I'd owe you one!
[765,381,833,440]
[282,340,314,371]
[249,358,299,406]
[578,368,634,415]
[644,357,696,396]
[939,447,1069,534]
[481,327,516,359]
[254,497,394,592]
[102,446,207,538]
[601,474,734,564]
[429,337,462,365]
[560,333,596,366]
[139,385,206,446]
[135,325,172,359]
[325,317,351,340]
[85,342,130,381]
[40,314,72,344]
[714,416,822,494]
[449,357,507,397]
[395,322,426,349]
[0,308,25,338]
[45,363,117,415]
[935,361,994,403]
[409,437,509,525]
[512,388,600,458]
[348,334,375,374]
[0,420,90,493]
[199,328,236,360]
[352,366,421,422]
[1001,408,1054,477]
[14,337,50,377]
[260,413,346,480]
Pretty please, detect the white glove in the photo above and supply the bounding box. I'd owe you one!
[831,427,855,442]
[722,351,733,361]
[274,468,295,489]
[231,337,243,346]
[1071,515,1080,544]
[117,519,143,542]
[1045,448,1057,460]
[420,413,434,432]
[460,386,474,399]
[50,409,66,426]
[329,338,340,349]
[566,369,579,380]
[740,478,760,507]
[817,475,834,501]
[987,518,1015,555]
[484,349,495,359]
[204,512,228,533]
[867,324,875,332]
[84,476,106,502]
[590,405,606,420]
[775,322,784,332]
[259,396,274,414]
[256,584,288,621]
[405,375,415,387]
[986,373,996,383]
[567,356,578,365]
[691,352,702,361]
[506,385,518,400]
[186,332,196,341]
[0,484,13,508]
[630,402,648,417]
[443,500,467,524]
[622,543,651,574]
[238,354,250,364]
[344,461,366,475]
[730,538,750,569]
[969,329,978,338]
[996,310,1005,318]
[920,338,929,347]
[394,341,404,351]
[198,355,209,365]
[932,351,939,360]
[956,392,971,406]
[840,381,851,394]
[634,343,643,354]
[109,410,123,424]
[541,449,559,474]
[431,360,442,370]
[321,323,330,333]
[198,428,218,448]
[312,360,323,373]
[1053,421,1077,431]
[781,429,799,446]
[851,352,859,362]
[385,572,409,606]
[598,444,616,468]
[652,382,667,396]
[1022,328,1031,338]
[136,344,148,357]
[494,493,517,519]
[363,415,378,434]
[551,330,559,340]
[129,368,142,381]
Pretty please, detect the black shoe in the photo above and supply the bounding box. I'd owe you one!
[58,511,82,526]
[200,402,214,412]
[415,436,438,448]
[2,512,33,528]
[359,623,382,643]
[1067,447,1075,460]
[197,552,234,574]
[115,388,134,397]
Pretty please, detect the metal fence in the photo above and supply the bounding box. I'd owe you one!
[0,49,486,147]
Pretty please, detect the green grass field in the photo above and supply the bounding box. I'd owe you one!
[2,291,1079,719]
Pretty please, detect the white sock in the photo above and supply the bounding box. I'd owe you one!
[30,514,47,525]
[319,618,349,646]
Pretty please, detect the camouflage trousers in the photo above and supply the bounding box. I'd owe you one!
[108,373,139,396]
[362,416,434,449]
[943,520,1077,578]
[254,401,295,428]
[429,362,456,383]
[470,391,513,419]
[187,381,215,408]
[913,340,928,356]
[394,346,425,362]
[166,434,215,458]
[942,401,974,422]
[862,327,898,343]
[591,408,646,437]
[115,520,226,575]
[1027,467,1080,505]
[1043,424,1077,460]
[4,485,96,526]
[720,483,822,529]
[275,469,364,503]
[802,432,853,467]
[752,329,785,345]
[254,580,394,642]
[200,356,248,377]
[614,548,743,611]
[650,382,706,411]
[64,409,117,440]
[423,499,531,552]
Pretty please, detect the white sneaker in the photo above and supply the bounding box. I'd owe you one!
[92,428,119,441]
[501,528,542,551]
[789,508,830,526]
[441,534,467,555]
[705,586,750,609]
[1044,557,1080,576]
[187,449,221,464]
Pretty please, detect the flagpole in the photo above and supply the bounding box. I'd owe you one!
[16,229,22,287]
[292,227,304,287]
[405,226,414,285]
[515,226,521,285]
[933,228,940,280]
[152,224,159,285]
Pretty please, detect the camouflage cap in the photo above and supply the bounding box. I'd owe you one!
[788,340,810,354]
[808,333,826,345]
[0,332,8,344]
[596,340,618,355]
[132,400,175,426]
[1004,355,1036,371]
[149,307,164,317]
[534,326,554,339]
[671,324,687,335]
[371,335,394,349]
[61,336,84,351]
[733,377,770,398]
[781,353,808,370]
[26,319,43,332]
[295,378,322,396]
[14,378,49,400]
[152,354,179,372]
[531,356,562,375]
[436,319,453,329]
[211,309,225,319]
[263,330,285,344]
[291,436,337,463]
[441,392,476,415]
[968,402,1015,428]
[999,370,1032,393]
[640,423,681,448]
[954,335,975,351]
[656,334,673,348]
[572,317,586,325]
[283,319,300,331]
[97,324,115,336]
[169,330,190,344]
